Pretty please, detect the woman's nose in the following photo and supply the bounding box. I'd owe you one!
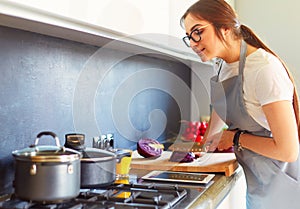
[189,40,198,48]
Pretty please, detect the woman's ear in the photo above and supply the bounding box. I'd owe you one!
[221,27,231,40]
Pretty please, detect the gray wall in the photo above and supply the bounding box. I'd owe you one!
[236,0,300,88]
[0,26,191,194]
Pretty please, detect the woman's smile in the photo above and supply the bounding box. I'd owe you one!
[193,46,207,61]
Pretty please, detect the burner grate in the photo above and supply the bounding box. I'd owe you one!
[0,183,188,209]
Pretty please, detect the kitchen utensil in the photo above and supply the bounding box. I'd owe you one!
[12,131,82,202]
[168,142,206,152]
[65,133,118,188]
[169,142,233,153]
[92,133,114,150]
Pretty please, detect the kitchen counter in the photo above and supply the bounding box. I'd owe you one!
[130,166,245,209]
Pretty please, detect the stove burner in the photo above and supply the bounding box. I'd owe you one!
[0,183,188,209]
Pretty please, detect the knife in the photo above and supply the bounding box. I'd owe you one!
[168,142,205,152]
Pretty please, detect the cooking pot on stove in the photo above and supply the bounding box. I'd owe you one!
[65,133,119,188]
[12,131,82,202]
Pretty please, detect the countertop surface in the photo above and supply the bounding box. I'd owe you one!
[130,166,244,209]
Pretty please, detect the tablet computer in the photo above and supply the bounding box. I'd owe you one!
[141,170,215,184]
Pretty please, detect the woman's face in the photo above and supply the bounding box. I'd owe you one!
[183,14,226,62]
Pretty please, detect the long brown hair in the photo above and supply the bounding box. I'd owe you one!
[181,0,300,140]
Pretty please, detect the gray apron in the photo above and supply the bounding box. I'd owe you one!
[210,40,300,209]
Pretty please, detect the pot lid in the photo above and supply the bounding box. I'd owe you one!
[12,146,82,163]
[12,131,82,163]
[64,133,116,162]
[81,148,116,162]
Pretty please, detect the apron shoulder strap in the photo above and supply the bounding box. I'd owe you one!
[239,40,247,76]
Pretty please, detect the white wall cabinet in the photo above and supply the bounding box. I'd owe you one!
[4,0,234,38]
[4,0,188,38]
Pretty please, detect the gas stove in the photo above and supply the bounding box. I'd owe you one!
[0,182,209,209]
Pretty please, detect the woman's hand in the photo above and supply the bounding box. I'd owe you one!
[202,109,228,152]
[216,130,236,151]
[203,130,235,152]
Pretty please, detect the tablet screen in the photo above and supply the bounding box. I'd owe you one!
[141,171,215,184]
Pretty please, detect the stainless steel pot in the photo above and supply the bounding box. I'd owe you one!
[65,133,117,188]
[12,131,82,203]
[80,148,117,187]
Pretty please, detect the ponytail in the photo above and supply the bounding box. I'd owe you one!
[240,25,270,51]
[240,24,300,141]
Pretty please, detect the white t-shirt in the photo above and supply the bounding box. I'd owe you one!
[214,48,294,130]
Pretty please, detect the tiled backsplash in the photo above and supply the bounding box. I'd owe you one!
[0,26,191,194]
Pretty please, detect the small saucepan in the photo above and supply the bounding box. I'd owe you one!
[65,133,119,188]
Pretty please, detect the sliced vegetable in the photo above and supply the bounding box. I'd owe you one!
[169,151,195,163]
[214,146,234,153]
[181,120,209,142]
[137,138,164,158]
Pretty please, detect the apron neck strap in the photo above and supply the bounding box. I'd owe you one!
[216,40,247,77]
[239,40,247,75]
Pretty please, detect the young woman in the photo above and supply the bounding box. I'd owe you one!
[181,0,300,208]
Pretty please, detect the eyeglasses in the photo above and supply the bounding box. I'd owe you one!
[182,24,211,47]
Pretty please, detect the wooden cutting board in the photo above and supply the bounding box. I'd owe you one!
[130,150,238,177]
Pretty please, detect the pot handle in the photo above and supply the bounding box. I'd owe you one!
[115,149,132,163]
[34,131,61,147]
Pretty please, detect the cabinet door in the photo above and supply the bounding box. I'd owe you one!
[216,173,246,209]
[5,0,234,37]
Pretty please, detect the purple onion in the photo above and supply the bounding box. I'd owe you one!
[137,138,164,158]
[169,151,195,163]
